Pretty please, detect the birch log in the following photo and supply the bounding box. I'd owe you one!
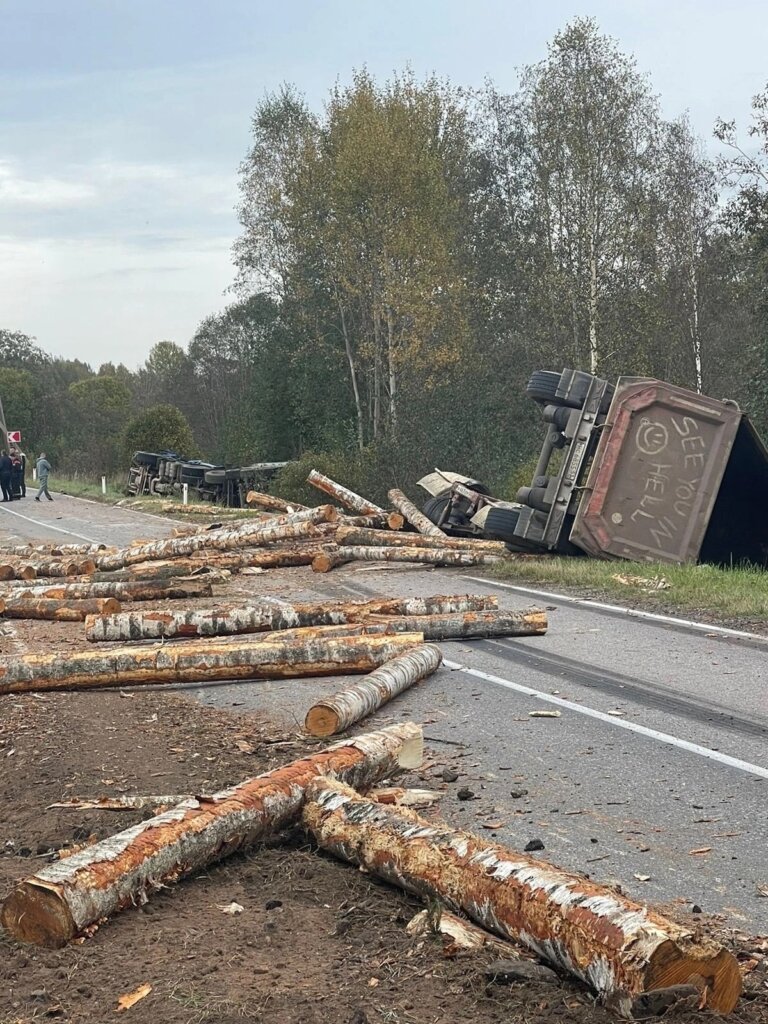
[335,527,508,554]
[0,632,424,695]
[1,723,423,948]
[12,559,95,578]
[9,578,213,603]
[303,780,741,1013]
[0,564,35,581]
[0,542,107,557]
[312,545,507,572]
[307,470,384,515]
[388,488,446,537]
[3,597,121,621]
[85,594,498,642]
[340,512,405,531]
[246,490,308,513]
[305,644,442,736]
[365,607,548,641]
[94,505,337,571]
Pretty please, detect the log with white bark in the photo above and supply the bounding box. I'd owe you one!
[94,505,337,571]
[84,594,498,642]
[339,512,405,531]
[0,632,424,695]
[304,644,442,736]
[365,607,548,641]
[302,779,741,1013]
[9,577,214,603]
[1,723,422,947]
[335,526,508,554]
[2,596,121,621]
[387,488,446,537]
[307,470,384,515]
[0,542,107,557]
[12,558,96,578]
[0,564,35,581]
[312,545,507,573]
[245,490,308,513]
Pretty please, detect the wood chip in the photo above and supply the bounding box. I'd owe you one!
[216,902,244,915]
[634,873,651,882]
[528,710,561,718]
[688,847,712,856]
[117,983,152,1011]
[481,820,506,829]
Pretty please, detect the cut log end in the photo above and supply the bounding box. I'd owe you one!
[386,512,405,531]
[304,704,340,737]
[645,942,741,1015]
[1,881,75,949]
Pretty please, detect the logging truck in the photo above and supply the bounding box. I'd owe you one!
[125,450,292,507]
[420,368,768,566]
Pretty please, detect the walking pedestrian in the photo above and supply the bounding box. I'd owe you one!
[35,452,53,502]
[0,450,13,502]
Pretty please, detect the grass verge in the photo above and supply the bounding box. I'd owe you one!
[53,476,261,520]
[489,556,768,627]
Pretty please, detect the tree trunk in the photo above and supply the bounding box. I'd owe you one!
[1,724,423,947]
[0,564,35,581]
[335,526,507,553]
[340,512,405,531]
[85,546,323,583]
[338,295,366,452]
[0,633,424,694]
[305,645,442,736]
[3,597,121,621]
[312,545,507,572]
[364,608,548,641]
[306,470,384,515]
[0,543,107,557]
[9,578,213,603]
[95,506,337,571]
[245,490,308,513]
[302,780,741,1013]
[10,559,84,578]
[387,489,446,537]
[84,594,497,642]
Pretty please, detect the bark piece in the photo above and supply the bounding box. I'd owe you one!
[305,644,442,736]
[407,908,519,957]
[48,796,189,811]
[84,594,498,642]
[369,788,442,808]
[95,506,337,571]
[364,608,548,641]
[1,723,422,947]
[2,597,121,621]
[485,960,558,984]
[0,632,424,694]
[312,545,508,572]
[388,488,446,537]
[245,490,308,513]
[302,780,741,1013]
[9,578,213,603]
[307,470,384,515]
[335,526,508,554]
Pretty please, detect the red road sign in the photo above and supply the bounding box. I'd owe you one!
[7,431,21,444]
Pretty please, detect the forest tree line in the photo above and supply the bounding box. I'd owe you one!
[3,20,768,502]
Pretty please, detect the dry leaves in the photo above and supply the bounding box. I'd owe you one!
[116,983,152,1011]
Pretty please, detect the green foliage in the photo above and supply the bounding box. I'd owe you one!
[0,367,38,452]
[66,376,132,474]
[122,405,197,462]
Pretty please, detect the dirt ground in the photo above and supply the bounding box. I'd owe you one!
[0,551,766,1024]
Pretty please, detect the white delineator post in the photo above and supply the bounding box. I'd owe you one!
[182,483,189,505]
[101,476,107,495]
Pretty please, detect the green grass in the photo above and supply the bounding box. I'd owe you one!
[54,475,262,520]
[54,474,126,501]
[489,556,768,625]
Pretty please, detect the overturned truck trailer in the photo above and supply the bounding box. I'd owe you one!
[422,370,768,566]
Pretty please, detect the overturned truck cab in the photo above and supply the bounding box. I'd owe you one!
[423,370,768,567]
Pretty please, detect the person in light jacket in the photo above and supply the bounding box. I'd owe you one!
[35,453,53,502]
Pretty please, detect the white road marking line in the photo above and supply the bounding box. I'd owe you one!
[443,658,768,780]
[461,575,768,644]
[0,504,99,543]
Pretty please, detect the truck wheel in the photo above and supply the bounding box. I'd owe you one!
[482,506,520,542]
[525,371,562,404]
[423,492,451,527]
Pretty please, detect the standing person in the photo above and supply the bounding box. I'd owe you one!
[0,450,12,501]
[35,452,53,502]
[16,449,26,497]
[10,449,23,499]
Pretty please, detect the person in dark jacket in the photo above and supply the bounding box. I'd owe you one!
[0,451,13,501]
[10,449,24,498]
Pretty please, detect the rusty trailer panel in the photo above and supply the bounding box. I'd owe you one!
[570,380,744,564]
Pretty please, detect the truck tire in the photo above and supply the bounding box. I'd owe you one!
[525,371,562,404]
[423,492,451,528]
[482,506,520,543]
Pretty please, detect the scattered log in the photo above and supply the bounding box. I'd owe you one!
[304,644,442,736]
[83,559,221,583]
[14,559,82,578]
[1,723,423,947]
[307,470,384,515]
[302,780,741,1013]
[365,607,548,641]
[312,545,507,572]
[9,577,214,603]
[340,512,405,531]
[47,795,189,811]
[335,526,508,554]
[0,632,424,694]
[246,490,308,513]
[161,503,266,516]
[85,594,496,642]
[388,488,446,537]
[3,597,121,621]
[94,505,337,571]
[0,564,35,581]
[0,542,107,557]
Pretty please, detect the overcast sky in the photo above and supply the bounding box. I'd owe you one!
[1,0,767,369]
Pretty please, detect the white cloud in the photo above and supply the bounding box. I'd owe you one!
[0,159,95,207]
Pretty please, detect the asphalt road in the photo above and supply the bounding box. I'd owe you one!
[2,494,766,933]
